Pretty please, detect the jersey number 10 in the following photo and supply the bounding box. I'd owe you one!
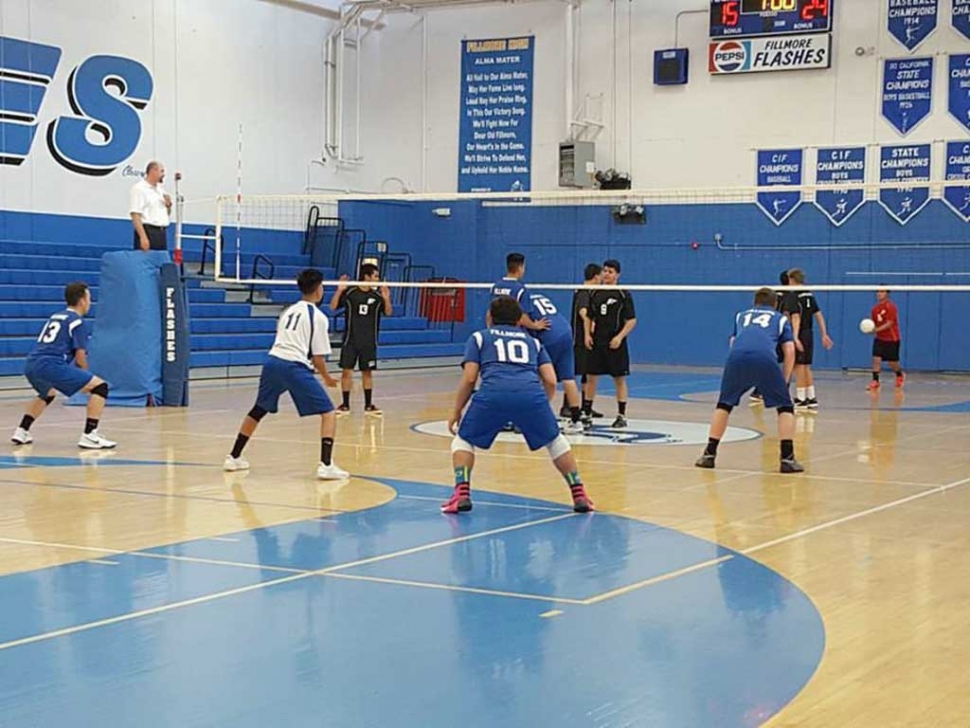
[493,339,531,364]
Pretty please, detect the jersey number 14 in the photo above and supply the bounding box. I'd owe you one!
[742,312,773,329]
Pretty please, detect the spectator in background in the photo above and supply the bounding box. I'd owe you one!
[130,161,171,251]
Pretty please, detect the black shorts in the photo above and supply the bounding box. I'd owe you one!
[873,339,901,362]
[587,341,630,378]
[339,340,378,371]
[573,344,589,377]
[795,330,814,366]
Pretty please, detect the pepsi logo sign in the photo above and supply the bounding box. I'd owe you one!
[710,41,749,73]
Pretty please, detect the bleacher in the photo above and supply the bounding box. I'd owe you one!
[0,216,464,383]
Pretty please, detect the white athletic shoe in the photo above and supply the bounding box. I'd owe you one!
[223,455,250,472]
[317,462,350,480]
[563,420,586,436]
[78,430,117,450]
[11,427,33,445]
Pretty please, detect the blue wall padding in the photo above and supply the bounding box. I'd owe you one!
[69,251,168,407]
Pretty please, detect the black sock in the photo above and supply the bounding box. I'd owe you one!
[896,369,904,377]
[364,389,373,408]
[231,434,250,459]
[321,437,334,466]
[872,371,880,382]
[570,406,581,423]
[618,401,627,416]
[342,390,350,408]
[562,395,568,411]
[583,398,593,416]
[781,439,795,461]
[84,418,99,435]
[705,437,720,456]
[19,415,35,432]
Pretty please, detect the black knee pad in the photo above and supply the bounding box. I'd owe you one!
[90,382,109,399]
[247,405,268,422]
[716,402,734,413]
[40,394,55,405]
[777,405,795,415]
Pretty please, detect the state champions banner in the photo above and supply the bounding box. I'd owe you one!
[458,37,534,193]
[757,149,803,225]
[949,54,970,132]
[879,143,932,225]
[888,0,938,51]
[882,57,934,135]
[955,0,970,40]
[944,141,970,222]
[814,147,867,226]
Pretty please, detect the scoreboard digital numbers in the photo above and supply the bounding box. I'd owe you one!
[710,0,833,39]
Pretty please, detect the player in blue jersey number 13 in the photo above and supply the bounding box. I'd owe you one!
[442,297,593,514]
[696,287,804,473]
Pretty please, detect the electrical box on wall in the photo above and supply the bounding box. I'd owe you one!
[654,48,689,86]
[559,141,595,188]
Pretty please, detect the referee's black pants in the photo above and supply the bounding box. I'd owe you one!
[134,224,168,251]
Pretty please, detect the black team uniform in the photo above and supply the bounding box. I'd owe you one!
[586,287,636,426]
[337,286,383,409]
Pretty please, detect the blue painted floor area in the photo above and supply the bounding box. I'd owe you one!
[0,479,825,728]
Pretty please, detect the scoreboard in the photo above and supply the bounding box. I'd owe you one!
[710,0,833,39]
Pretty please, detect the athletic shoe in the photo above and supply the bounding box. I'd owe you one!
[581,416,594,432]
[223,455,250,472]
[364,404,383,417]
[570,485,594,513]
[502,422,516,433]
[335,404,351,416]
[590,408,604,419]
[563,420,585,436]
[806,398,819,410]
[867,381,881,392]
[441,485,472,514]
[612,415,628,429]
[780,458,805,474]
[559,405,572,419]
[317,462,350,480]
[78,430,116,450]
[794,399,810,411]
[11,427,32,445]
[749,392,765,407]
[695,453,716,469]
[895,373,905,389]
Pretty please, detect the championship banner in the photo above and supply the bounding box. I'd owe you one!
[458,37,534,193]
[944,141,970,222]
[879,144,932,225]
[882,57,934,135]
[757,149,803,225]
[955,0,970,40]
[708,35,831,75]
[159,263,190,406]
[814,147,867,226]
[948,54,970,132]
[888,0,938,50]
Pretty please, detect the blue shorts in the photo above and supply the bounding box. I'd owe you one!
[543,334,575,383]
[24,358,93,398]
[256,356,334,416]
[458,387,560,451]
[719,352,792,409]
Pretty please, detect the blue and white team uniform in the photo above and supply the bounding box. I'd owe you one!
[458,326,561,450]
[24,309,94,397]
[490,277,528,304]
[256,301,335,416]
[718,305,794,409]
[526,293,575,382]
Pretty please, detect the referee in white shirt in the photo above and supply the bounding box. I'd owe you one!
[129,161,172,251]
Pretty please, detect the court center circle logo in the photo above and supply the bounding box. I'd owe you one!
[411,419,761,447]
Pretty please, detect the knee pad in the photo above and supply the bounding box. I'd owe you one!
[777,405,795,415]
[90,382,109,399]
[247,405,268,422]
[450,436,475,454]
[546,434,572,460]
[716,402,734,413]
[40,394,55,405]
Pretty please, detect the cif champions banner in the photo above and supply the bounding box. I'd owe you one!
[944,141,970,222]
[709,35,831,75]
[757,149,803,225]
[955,0,970,40]
[887,0,938,50]
[879,144,932,225]
[949,53,970,132]
[882,57,934,134]
[814,147,867,226]
[458,37,534,193]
